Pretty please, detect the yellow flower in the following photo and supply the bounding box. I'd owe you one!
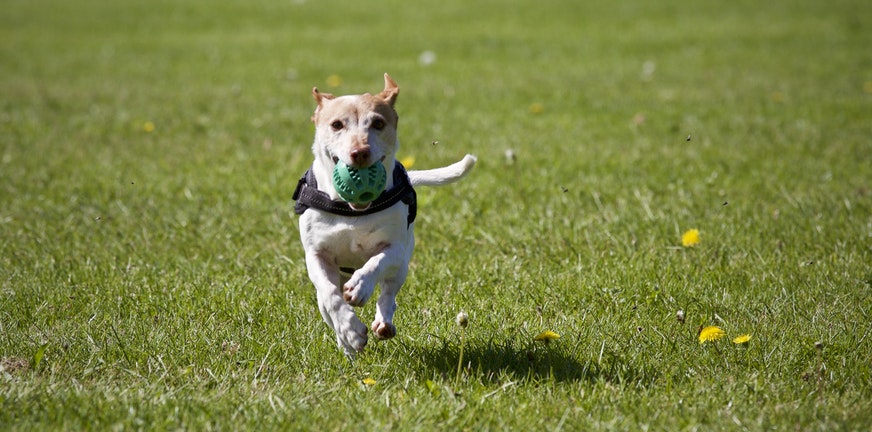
[698,326,725,344]
[143,121,155,133]
[326,74,343,88]
[732,334,752,345]
[681,229,700,247]
[399,155,416,169]
[534,330,560,341]
[529,103,544,114]
[361,377,376,385]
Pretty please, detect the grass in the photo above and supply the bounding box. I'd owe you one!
[2,0,871,429]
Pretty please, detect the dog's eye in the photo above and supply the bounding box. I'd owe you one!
[371,119,385,131]
[330,120,344,131]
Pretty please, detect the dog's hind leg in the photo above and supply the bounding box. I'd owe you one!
[371,265,407,340]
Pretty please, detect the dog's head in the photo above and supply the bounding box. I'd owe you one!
[311,74,400,172]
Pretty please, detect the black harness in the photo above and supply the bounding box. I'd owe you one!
[292,161,417,227]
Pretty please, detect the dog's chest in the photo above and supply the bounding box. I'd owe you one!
[300,206,411,267]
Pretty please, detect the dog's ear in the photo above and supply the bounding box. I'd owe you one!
[311,87,335,122]
[312,87,335,105]
[378,73,399,107]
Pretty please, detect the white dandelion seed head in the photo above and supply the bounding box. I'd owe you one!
[456,311,468,328]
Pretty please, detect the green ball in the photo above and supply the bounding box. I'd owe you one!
[332,160,387,204]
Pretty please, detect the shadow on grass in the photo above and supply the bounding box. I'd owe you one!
[404,336,658,385]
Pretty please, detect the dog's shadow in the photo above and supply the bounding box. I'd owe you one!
[397,336,612,384]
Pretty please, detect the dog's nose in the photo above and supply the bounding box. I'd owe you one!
[350,147,371,165]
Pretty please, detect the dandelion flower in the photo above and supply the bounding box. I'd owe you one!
[681,229,700,247]
[143,121,155,133]
[732,334,751,345]
[399,155,416,169]
[529,103,544,114]
[534,330,560,341]
[361,377,376,385]
[698,326,725,344]
[326,74,342,88]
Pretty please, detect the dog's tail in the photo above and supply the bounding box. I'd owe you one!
[407,154,477,187]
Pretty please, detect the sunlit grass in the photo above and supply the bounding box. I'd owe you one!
[2,0,871,429]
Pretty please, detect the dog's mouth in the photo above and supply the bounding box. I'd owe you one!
[329,154,387,168]
[327,152,388,210]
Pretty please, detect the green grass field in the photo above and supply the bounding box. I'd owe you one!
[2,0,871,429]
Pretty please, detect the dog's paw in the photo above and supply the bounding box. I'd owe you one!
[337,315,368,355]
[371,320,396,340]
[343,277,375,307]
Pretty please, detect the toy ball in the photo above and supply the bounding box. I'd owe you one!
[332,160,387,204]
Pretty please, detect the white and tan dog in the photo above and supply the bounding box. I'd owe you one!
[293,74,475,357]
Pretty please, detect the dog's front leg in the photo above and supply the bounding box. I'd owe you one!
[342,242,393,307]
[306,252,368,356]
[344,244,409,340]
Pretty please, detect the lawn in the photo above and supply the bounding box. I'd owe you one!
[2,0,871,429]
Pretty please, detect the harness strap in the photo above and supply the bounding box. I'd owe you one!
[293,161,417,226]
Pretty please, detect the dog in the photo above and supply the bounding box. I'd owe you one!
[293,73,476,357]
